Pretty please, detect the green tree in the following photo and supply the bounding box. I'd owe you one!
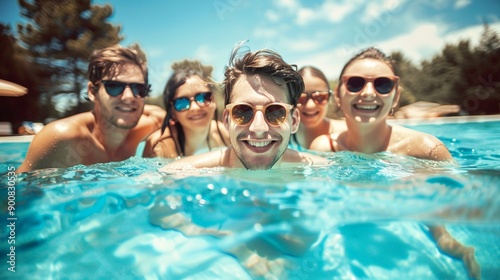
[16,0,123,116]
[389,51,418,108]
[0,23,54,129]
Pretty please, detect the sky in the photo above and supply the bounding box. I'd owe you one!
[1,0,500,98]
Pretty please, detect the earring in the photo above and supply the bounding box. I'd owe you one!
[170,117,176,126]
[390,108,395,115]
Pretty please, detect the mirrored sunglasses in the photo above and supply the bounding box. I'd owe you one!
[101,80,150,98]
[297,90,331,106]
[342,75,399,95]
[225,102,293,126]
[172,92,212,112]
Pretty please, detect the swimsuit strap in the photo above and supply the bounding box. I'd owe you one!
[329,134,336,152]
[292,133,299,145]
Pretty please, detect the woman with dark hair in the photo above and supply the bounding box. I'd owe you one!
[143,68,228,158]
[289,66,346,151]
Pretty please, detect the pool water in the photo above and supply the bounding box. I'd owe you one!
[1,118,499,279]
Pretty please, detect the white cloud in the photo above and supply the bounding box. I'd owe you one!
[145,46,164,59]
[322,0,360,24]
[194,45,213,63]
[362,0,407,23]
[375,23,445,63]
[265,10,280,22]
[296,8,316,26]
[454,0,471,9]
[377,22,500,63]
[269,0,362,26]
[275,0,300,10]
[270,0,407,26]
[291,22,500,80]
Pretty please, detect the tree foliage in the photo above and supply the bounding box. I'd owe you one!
[393,22,500,115]
[0,23,55,128]
[16,0,123,115]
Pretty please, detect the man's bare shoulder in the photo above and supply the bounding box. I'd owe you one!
[16,113,95,172]
[160,148,230,171]
[282,149,328,166]
[36,112,93,141]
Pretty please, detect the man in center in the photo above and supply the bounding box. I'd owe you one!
[162,48,326,170]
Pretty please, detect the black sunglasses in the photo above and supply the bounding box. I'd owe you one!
[101,80,151,98]
[226,102,293,126]
[342,76,399,95]
[172,92,212,112]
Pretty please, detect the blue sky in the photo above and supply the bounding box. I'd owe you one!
[1,0,499,97]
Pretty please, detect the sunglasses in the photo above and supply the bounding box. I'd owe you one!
[226,102,294,126]
[101,80,151,98]
[297,90,331,106]
[342,75,399,95]
[172,92,212,112]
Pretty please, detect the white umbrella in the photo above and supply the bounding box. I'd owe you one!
[0,79,28,97]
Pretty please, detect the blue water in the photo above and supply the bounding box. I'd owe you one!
[1,119,499,279]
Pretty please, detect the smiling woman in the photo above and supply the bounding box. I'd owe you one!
[142,67,229,159]
[311,46,480,279]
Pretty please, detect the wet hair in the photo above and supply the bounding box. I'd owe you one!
[298,65,331,93]
[160,68,220,156]
[88,44,148,93]
[337,47,398,85]
[222,47,304,106]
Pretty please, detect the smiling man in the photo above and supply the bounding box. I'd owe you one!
[17,45,162,172]
[162,48,326,170]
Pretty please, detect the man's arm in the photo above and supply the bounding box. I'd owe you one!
[16,121,76,172]
[143,104,165,128]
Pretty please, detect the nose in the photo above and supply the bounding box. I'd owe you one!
[121,85,137,100]
[249,110,269,133]
[189,98,201,110]
[360,82,376,98]
[305,97,316,108]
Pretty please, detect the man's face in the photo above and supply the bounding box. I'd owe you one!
[223,74,300,169]
[90,64,146,129]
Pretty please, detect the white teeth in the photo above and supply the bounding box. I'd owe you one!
[248,141,271,147]
[117,106,134,112]
[189,114,205,120]
[355,104,378,110]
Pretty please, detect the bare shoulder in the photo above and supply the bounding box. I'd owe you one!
[35,113,92,142]
[282,149,328,166]
[310,134,334,152]
[143,104,166,124]
[159,148,230,171]
[142,129,163,157]
[391,125,453,161]
[16,113,93,172]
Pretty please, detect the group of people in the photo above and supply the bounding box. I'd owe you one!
[15,43,480,279]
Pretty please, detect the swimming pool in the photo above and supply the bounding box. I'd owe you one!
[1,117,499,279]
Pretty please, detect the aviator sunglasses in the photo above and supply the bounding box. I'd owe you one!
[101,80,151,98]
[342,75,399,95]
[297,90,331,106]
[226,102,293,126]
[172,92,212,112]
